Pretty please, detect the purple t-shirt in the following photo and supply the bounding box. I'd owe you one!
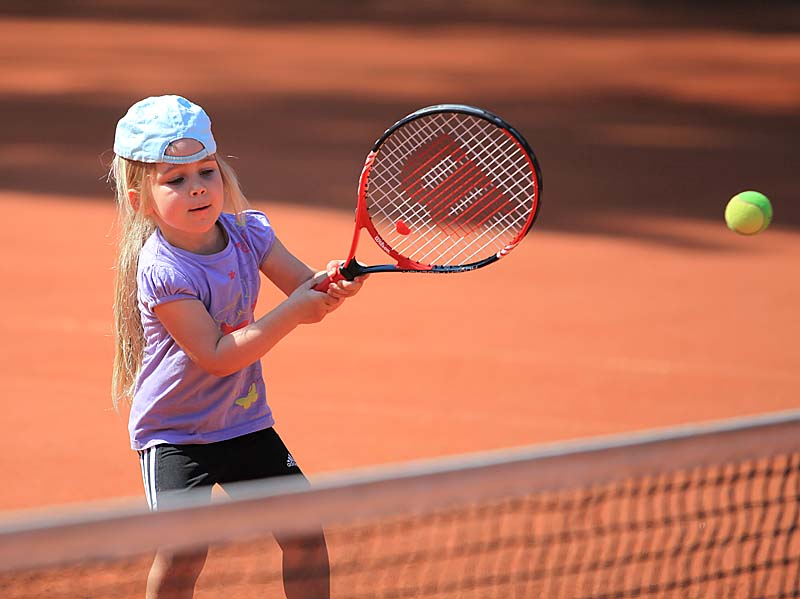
[129,210,276,450]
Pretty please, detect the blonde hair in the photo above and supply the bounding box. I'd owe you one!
[109,154,250,410]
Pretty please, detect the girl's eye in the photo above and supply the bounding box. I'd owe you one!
[201,169,216,177]
[167,177,184,185]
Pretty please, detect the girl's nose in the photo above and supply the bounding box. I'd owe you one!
[191,185,206,197]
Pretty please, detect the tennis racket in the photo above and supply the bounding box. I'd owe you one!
[314,104,542,290]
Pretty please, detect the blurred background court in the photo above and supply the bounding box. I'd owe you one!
[0,0,798,515]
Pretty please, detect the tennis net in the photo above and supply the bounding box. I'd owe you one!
[1,410,799,598]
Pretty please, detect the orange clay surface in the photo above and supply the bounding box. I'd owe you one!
[0,12,799,514]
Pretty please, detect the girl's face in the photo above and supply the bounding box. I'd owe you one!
[144,139,225,253]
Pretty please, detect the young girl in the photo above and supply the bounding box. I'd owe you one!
[110,95,364,599]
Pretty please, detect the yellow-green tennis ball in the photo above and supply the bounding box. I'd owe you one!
[725,191,772,235]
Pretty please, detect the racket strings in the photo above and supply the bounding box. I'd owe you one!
[383,115,522,231]
[366,113,535,267]
[375,115,508,232]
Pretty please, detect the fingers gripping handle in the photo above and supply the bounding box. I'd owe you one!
[313,268,346,292]
[312,259,363,292]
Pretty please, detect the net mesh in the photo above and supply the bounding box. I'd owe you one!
[2,412,799,598]
[366,111,537,267]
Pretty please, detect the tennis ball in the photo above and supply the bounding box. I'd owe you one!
[724,191,772,235]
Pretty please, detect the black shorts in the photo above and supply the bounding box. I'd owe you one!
[137,427,305,510]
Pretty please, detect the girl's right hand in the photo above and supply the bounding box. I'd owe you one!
[286,273,344,324]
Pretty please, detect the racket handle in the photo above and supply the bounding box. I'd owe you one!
[312,268,346,292]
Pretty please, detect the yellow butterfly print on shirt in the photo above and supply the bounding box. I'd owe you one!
[235,383,258,409]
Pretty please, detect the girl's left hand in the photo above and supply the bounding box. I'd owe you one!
[321,260,368,299]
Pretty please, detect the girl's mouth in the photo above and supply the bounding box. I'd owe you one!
[189,205,211,213]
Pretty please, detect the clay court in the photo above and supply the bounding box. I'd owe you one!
[0,2,799,517]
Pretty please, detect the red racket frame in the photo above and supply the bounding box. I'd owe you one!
[315,104,542,289]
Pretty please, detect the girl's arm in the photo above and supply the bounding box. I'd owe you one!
[153,237,365,378]
[259,237,317,296]
[153,274,336,377]
[260,237,366,300]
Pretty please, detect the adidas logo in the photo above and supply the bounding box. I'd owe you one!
[286,453,297,468]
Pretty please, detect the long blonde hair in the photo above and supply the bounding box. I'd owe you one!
[109,154,250,410]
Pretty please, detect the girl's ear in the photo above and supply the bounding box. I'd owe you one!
[127,189,141,212]
[128,189,153,215]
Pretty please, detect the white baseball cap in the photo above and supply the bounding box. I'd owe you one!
[113,95,217,164]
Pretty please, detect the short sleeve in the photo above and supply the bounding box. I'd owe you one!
[138,265,199,311]
[241,210,276,265]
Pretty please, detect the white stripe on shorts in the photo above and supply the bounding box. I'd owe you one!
[138,447,158,511]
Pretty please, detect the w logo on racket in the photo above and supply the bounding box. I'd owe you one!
[398,133,510,236]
